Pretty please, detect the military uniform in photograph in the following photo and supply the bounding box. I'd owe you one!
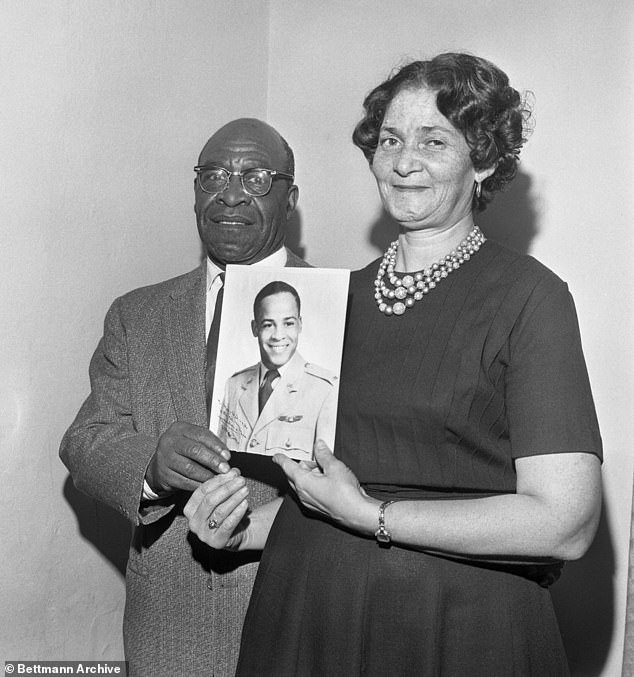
[219,351,337,457]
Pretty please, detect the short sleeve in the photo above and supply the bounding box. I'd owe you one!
[505,281,602,460]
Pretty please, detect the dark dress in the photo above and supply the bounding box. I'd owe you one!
[235,240,602,677]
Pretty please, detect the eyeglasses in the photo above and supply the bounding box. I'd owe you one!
[194,165,295,197]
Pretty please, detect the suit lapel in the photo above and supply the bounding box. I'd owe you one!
[284,247,311,268]
[160,251,307,430]
[163,265,207,427]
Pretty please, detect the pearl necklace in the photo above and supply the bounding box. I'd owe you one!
[374,225,486,316]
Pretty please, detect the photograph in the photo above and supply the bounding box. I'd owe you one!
[209,265,349,460]
[2,2,632,676]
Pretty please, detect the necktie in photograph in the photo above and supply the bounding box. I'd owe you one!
[258,368,279,413]
[205,273,224,417]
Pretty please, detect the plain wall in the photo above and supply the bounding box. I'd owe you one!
[0,0,269,660]
[267,2,634,676]
[1,1,633,675]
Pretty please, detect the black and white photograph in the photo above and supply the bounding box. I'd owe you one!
[1,2,632,676]
[209,266,349,459]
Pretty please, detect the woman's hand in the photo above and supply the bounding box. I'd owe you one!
[184,469,250,550]
[273,440,378,533]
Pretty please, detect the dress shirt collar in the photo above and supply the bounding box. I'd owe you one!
[205,247,288,290]
[259,357,292,385]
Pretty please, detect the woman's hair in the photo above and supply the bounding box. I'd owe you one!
[352,52,533,211]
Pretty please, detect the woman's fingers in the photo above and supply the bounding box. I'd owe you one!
[204,483,249,530]
[184,469,240,519]
[213,497,250,539]
[272,453,297,477]
[313,440,336,470]
[184,470,250,547]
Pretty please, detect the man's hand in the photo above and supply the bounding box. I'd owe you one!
[145,421,232,494]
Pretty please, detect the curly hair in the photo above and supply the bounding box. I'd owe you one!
[352,53,533,211]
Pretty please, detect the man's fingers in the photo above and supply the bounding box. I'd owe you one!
[181,423,232,462]
[182,439,231,475]
[163,470,205,493]
[174,437,237,478]
[166,454,214,485]
[154,423,233,491]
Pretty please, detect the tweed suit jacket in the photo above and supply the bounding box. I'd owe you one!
[60,248,309,677]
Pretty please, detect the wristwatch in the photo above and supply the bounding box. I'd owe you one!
[374,500,396,544]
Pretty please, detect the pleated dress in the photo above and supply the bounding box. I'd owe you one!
[235,239,602,677]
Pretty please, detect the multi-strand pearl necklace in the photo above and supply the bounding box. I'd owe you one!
[374,225,486,316]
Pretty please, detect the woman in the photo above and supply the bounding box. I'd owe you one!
[185,53,602,676]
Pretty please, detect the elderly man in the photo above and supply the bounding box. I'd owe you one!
[60,118,309,677]
[219,280,337,457]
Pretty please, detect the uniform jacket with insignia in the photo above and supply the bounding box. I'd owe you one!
[219,351,338,458]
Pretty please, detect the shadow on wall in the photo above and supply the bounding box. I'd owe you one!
[63,476,128,578]
[285,208,306,262]
[477,172,539,254]
[552,498,615,676]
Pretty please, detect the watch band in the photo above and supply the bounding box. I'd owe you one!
[374,500,396,544]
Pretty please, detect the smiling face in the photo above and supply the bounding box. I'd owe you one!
[251,291,302,370]
[195,119,298,266]
[371,87,493,232]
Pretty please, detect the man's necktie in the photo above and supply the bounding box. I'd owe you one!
[205,274,224,417]
[258,368,279,413]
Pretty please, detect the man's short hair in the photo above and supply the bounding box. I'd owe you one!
[279,134,295,175]
[253,281,301,319]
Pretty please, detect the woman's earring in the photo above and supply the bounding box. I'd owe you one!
[475,182,482,199]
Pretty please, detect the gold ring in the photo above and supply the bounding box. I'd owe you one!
[208,517,219,530]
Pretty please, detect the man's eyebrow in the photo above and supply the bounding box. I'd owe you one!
[259,315,298,323]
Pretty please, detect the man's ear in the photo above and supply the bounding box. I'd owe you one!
[251,320,258,338]
[286,185,299,218]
